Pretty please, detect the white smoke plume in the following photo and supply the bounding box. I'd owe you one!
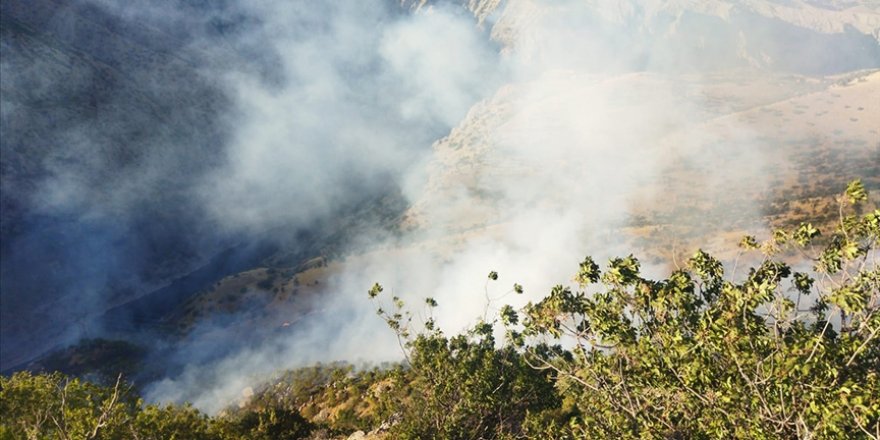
[146,0,880,412]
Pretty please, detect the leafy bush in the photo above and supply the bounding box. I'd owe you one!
[2,181,875,439]
[133,403,215,440]
[393,325,558,439]
[369,180,878,439]
[505,180,879,439]
[0,372,135,440]
[211,406,313,440]
[0,372,313,440]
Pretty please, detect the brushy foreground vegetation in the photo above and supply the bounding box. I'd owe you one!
[2,181,878,439]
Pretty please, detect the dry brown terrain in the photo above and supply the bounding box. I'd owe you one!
[170,69,878,332]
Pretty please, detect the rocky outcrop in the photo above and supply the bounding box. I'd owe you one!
[400,0,503,23]
[488,0,880,73]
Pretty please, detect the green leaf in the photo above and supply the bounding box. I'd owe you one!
[368,283,383,298]
[793,223,820,246]
[845,179,867,204]
[500,305,519,326]
[575,256,601,286]
[793,272,814,295]
[689,249,723,280]
[739,235,759,250]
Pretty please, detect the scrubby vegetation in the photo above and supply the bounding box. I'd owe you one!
[0,370,321,440]
[2,181,877,439]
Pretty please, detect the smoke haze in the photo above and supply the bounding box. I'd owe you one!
[2,0,878,413]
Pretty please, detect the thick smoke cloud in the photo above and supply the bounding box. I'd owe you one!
[144,0,880,412]
[197,0,499,234]
[137,1,504,411]
[0,0,497,371]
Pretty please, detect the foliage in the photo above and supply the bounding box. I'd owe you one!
[364,180,878,439]
[240,362,398,434]
[211,406,313,440]
[132,403,216,440]
[371,293,559,439]
[2,181,876,440]
[502,180,879,439]
[0,372,134,440]
[0,371,313,440]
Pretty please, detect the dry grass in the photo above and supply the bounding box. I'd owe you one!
[175,69,879,334]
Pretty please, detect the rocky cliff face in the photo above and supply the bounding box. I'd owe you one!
[491,0,879,72]
[406,0,880,46]
[400,0,502,21]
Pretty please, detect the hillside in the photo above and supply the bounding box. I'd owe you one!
[0,0,410,370]
[3,187,879,438]
[0,0,234,369]
[111,68,880,415]
[2,0,879,423]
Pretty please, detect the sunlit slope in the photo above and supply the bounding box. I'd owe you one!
[406,69,878,241]
[12,0,879,392]
[165,69,879,336]
[636,69,880,257]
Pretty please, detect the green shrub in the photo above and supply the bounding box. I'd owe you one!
[507,180,879,439]
[370,180,879,439]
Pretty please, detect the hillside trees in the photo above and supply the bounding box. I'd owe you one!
[369,288,560,439]
[370,180,879,439]
[0,372,134,440]
[0,371,312,439]
[1,181,876,439]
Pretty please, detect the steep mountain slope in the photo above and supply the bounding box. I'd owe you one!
[3,0,879,411]
[1,0,411,370]
[490,0,880,73]
[171,0,880,346]
[365,69,880,271]
[144,70,879,410]
[0,0,236,369]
